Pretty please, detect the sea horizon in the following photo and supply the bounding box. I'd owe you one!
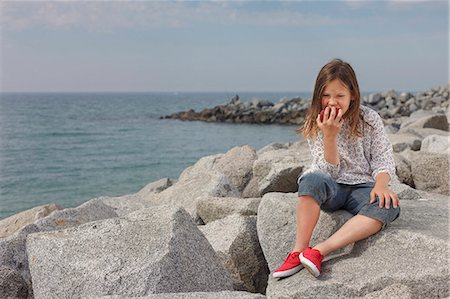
[0,88,427,94]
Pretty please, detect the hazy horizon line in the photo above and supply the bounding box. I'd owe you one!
[1,87,442,95]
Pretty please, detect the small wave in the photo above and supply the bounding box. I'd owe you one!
[41,132,104,138]
[84,116,159,123]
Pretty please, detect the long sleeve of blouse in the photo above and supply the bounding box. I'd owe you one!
[305,105,396,185]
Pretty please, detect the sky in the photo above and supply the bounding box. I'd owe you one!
[0,1,448,93]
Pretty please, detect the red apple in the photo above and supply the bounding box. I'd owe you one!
[320,107,340,122]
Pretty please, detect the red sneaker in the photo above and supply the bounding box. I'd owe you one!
[299,247,323,278]
[273,252,303,278]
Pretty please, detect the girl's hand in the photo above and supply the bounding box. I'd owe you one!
[370,184,399,209]
[316,107,344,138]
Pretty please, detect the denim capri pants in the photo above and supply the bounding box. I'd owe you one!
[298,171,400,228]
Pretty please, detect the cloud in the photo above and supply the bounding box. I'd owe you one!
[0,1,342,32]
[342,0,447,11]
[385,0,447,11]
[0,2,184,31]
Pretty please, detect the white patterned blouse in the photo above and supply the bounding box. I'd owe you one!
[305,105,396,185]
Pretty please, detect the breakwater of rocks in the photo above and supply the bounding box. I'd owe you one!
[162,95,309,125]
[161,85,450,125]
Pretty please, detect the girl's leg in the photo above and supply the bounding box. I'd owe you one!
[313,214,382,256]
[293,195,321,253]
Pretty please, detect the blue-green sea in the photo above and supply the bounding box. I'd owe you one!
[0,92,310,220]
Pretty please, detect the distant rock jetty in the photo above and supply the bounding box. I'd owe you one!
[162,85,450,125]
[162,95,309,125]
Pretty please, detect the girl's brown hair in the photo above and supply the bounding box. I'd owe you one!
[298,58,363,139]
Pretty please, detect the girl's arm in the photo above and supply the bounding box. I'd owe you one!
[368,110,398,208]
[368,112,396,182]
[307,108,343,179]
[323,133,339,165]
[308,135,340,179]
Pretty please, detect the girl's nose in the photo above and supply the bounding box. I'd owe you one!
[328,97,337,105]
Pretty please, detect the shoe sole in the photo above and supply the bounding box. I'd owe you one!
[273,264,303,278]
[299,253,320,278]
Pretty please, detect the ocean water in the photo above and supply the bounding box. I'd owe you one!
[0,92,310,220]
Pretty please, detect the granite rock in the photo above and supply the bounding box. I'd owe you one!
[136,178,175,196]
[96,291,266,299]
[0,265,28,299]
[420,134,449,154]
[0,203,63,239]
[33,197,119,231]
[196,197,261,224]
[399,114,449,132]
[264,197,448,298]
[411,152,450,195]
[243,141,311,198]
[389,179,420,200]
[400,127,449,139]
[148,154,241,218]
[199,214,269,294]
[27,206,233,298]
[393,153,414,187]
[0,198,119,299]
[214,145,257,192]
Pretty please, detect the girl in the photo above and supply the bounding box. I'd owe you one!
[273,58,400,279]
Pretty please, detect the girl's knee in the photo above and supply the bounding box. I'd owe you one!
[298,171,333,186]
[297,171,337,206]
[359,205,400,229]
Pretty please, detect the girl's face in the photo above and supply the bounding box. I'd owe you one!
[321,79,352,115]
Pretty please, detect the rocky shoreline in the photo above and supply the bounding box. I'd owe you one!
[1,86,449,298]
[161,85,450,125]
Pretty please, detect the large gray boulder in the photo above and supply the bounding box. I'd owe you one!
[389,179,421,200]
[400,127,449,139]
[399,114,449,132]
[27,206,233,299]
[213,145,257,192]
[98,193,156,217]
[196,197,260,224]
[136,178,175,196]
[0,265,28,298]
[147,155,240,218]
[264,197,448,298]
[362,284,412,298]
[93,178,177,217]
[393,153,414,187]
[257,193,353,272]
[0,224,40,299]
[32,197,118,231]
[257,143,289,155]
[199,214,269,294]
[420,134,449,154]
[0,203,63,239]
[411,152,449,195]
[0,198,119,299]
[97,290,266,298]
[243,142,311,198]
